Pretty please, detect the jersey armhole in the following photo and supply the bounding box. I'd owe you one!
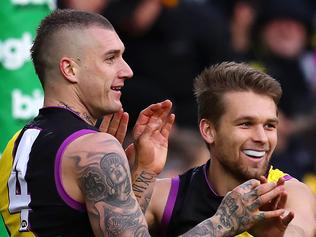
[160,176,180,234]
[54,129,97,212]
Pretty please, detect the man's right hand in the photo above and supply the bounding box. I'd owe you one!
[214,179,288,236]
[248,177,294,237]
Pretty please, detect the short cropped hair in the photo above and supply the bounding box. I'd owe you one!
[194,62,282,127]
[31,9,114,86]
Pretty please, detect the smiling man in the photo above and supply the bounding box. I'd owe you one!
[145,62,316,237]
[0,10,289,237]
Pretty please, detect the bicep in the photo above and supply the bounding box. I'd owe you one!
[81,151,149,236]
[68,134,150,236]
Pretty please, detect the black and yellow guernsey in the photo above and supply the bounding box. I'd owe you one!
[160,160,292,237]
[0,107,98,237]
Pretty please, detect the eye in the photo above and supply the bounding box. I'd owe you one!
[264,123,277,130]
[238,122,252,128]
[105,55,116,64]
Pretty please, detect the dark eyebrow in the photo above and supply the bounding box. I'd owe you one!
[233,116,279,124]
[104,47,125,56]
[266,118,279,124]
[104,49,121,56]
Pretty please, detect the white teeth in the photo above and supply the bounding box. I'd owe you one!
[111,86,121,91]
[243,150,265,158]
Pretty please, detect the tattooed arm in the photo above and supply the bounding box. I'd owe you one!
[62,132,151,237]
[147,178,287,237]
[99,100,175,213]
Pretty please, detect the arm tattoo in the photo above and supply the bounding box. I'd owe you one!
[78,152,150,236]
[81,168,106,201]
[104,207,146,236]
[180,219,216,236]
[132,170,156,213]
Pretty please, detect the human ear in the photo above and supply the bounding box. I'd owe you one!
[199,119,216,144]
[59,57,78,83]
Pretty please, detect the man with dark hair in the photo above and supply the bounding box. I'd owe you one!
[144,62,316,236]
[0,10,287,237]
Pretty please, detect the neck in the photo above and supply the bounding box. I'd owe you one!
[59,101,96,125]
[44,98,96,126]
[207,159,243,196]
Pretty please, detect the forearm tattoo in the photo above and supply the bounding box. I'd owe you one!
[78,152,150,236]
[132,170,156,213]
[104,207,146,236]
[180,219,216,237]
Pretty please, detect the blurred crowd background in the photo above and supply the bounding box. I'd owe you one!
[2,0,316,193]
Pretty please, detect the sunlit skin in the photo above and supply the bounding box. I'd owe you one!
[207,91,278,195]
[76,27,133,119]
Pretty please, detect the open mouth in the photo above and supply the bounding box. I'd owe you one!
[111,86,122,91]
[243,149,266,159]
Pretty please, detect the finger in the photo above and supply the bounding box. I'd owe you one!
[161,114,175,138]
[142,115,164,134]
[271,178,285,209]
[107,110,124,136]
[135,101,167,126]
[234,179,261,194]
[158,101,173,124]
[133,103,164,139]
[255,182,278,196]
[277,177,285,186]
[259,208,285,219]
[137,100,172,123]
[259,176,267,184]
[258,185,285,206]
[115,112,129,144]
[281,211,294,226]
[99,114,113,132]
[276,192,287,209]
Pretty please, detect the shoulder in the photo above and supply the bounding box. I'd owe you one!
[60,131,129,203]
[63,131,128,179]
[66,131,124,156]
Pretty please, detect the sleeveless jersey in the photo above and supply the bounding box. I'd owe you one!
[161,160,292,237]
[0,107,99,237]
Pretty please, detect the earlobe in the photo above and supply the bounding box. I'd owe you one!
[199,119,216,144]
[59,57,78,83]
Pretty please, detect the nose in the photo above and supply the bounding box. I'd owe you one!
[119,59,133,80]
[252,125,268,143]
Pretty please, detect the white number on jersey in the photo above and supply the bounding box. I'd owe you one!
[8,129,40,231]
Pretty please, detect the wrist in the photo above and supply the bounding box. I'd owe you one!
[209,214,236,237]
[131,155,164,176]
[131,167,158,183]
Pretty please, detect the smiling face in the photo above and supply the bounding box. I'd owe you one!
[76,26,133,118]
[210,91,278,181]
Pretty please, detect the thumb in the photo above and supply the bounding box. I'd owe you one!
[281,210,294,226]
